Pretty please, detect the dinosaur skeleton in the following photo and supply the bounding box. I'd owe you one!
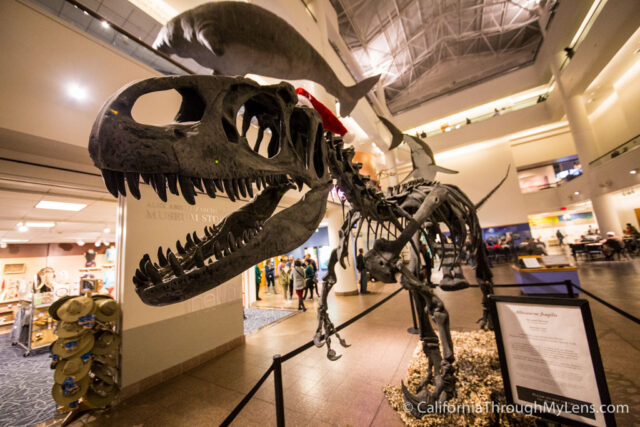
[89,74,506,417]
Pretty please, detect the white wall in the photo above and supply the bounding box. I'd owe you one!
[0,1,176,150]
[119,185,244,386]
[511,129,577,167]
[435,141,529,227]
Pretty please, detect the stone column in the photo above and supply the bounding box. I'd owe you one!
[591,193,622,235]
[326,203,359,295]
[550,53,616,233]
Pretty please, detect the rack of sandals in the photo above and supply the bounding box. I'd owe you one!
[49,293,121,417]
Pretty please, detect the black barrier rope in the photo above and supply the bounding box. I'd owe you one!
[570,283,640,324]
[281,287,403,362]
[220,280,639,426]
[219,362,274,427]
[470,281,640,325]
[220,286,403,425]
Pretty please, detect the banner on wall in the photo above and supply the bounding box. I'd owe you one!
[529,212,594,229]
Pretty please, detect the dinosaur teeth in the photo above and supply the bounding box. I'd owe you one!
[227,232,236,252]
[152,174,167,202]
[139,253,151,273]
[194,247,205,268]
[204,226,212,237]
[256,177,263,190]
[237,178,247,198]
[231,179,241,199]
[101,170,121,198]
[203,179,216,198]
[242,230,250,243]
[191,177,204,192]
[166,173,179,195]
[125,172,141,199]
[157,246,168,266]
[179,175,196,205]
[141,173,153,185]
[213,241,223,259]
[193,232,201,244]
[185,233,195,250]
[295,178,304,191]
[223,179,236,202]
[213,179,224,192]
[144,260,163,284]
[245,178,254,198]
[176,240,186,255]
[135,268,148,282]
[167,251,184,275]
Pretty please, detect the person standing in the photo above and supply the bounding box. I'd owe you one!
[356,248,368,294]
[304,253,320,297]
[265,260,276,294]
[556,229,565,246]
[303,259,315,300]
[292,260,307,311]
[279,262,291,300]
[288,256,295,300]
[254,264,262,301]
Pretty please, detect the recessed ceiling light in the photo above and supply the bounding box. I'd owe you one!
[631,169,638,175]
[95,240,102,247]
[103,227,111,233]
[0,242,6,248]
[36,201,87,211]
[18,224,29,232]
[77,240,85,247]
[574,191,580,195]
[25,221,55,228]
[66,83,88,101]
[101,20,110,28]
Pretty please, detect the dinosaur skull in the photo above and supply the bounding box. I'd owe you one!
[90,75,332,305]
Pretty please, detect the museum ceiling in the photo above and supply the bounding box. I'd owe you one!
[329,0,557,115]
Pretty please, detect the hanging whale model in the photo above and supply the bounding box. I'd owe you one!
[153,1,380,117]
[378,115,458,182]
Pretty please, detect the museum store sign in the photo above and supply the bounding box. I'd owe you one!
[119,185,243,388]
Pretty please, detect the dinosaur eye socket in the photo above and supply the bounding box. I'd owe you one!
[222,90,282,159]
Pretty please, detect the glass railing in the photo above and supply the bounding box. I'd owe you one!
[27,0,196,76]
[589,134,640,168]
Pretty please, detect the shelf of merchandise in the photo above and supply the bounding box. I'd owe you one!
[0,299,19,334]
[16,296,57,356]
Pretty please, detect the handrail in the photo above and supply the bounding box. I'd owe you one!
[588,133,640,167]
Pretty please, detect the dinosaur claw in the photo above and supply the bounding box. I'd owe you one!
[337,337,350,348]
[327,349,341,361]
[313,333,324,347]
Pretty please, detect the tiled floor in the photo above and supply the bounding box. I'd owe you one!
[61,254,639,426]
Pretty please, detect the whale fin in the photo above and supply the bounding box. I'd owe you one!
[377,115,405,150]
[339,75,380,117]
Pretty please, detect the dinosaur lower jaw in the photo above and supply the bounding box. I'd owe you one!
[133,181,332,306]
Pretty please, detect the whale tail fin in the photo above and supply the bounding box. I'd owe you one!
[339,75,380,117]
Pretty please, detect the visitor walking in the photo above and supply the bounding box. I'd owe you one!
[305,253,320,297]
[254,264,262,301]
[292,259,306,311]
[556,229,565,246]
[356,248,368,293]
[265,260,276,294]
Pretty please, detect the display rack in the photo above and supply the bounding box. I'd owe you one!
[0,299,19,334]
[16,295,57,356]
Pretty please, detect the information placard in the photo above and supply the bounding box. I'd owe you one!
[488,296,615,426]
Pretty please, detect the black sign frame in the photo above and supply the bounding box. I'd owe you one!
[488,295,615,427]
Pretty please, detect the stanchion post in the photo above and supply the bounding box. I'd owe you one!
[273,354,285,427]
[407,291,419,334]
[565,280,575,298]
